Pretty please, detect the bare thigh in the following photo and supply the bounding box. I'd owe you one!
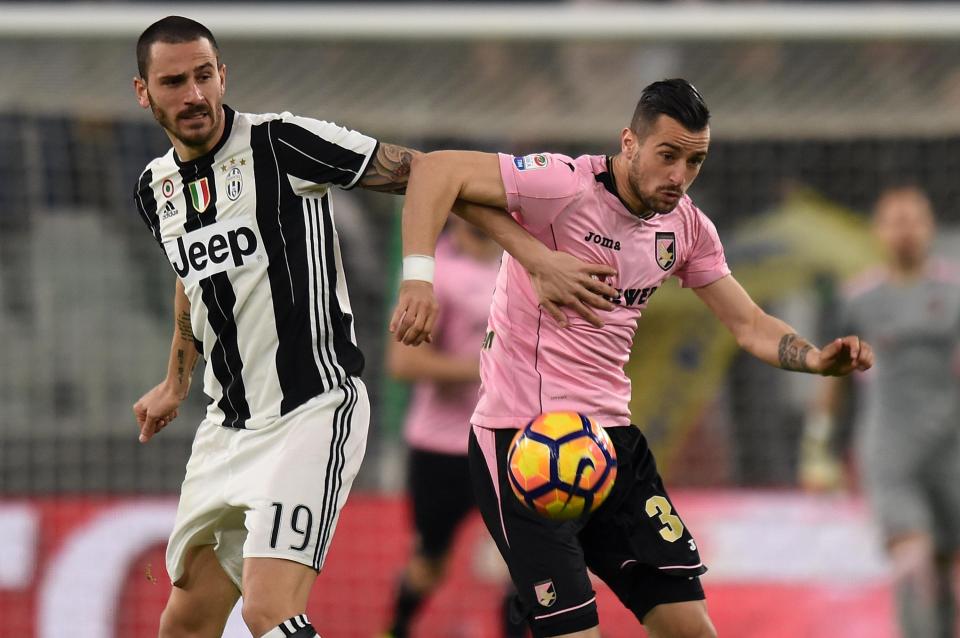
[889,532,936,587]
[545,628,602,638]
[644,600,717,638]
[240,557,318,637]
[160,545,241,638]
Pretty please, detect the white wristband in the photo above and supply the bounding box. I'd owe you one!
[402,254,435,283]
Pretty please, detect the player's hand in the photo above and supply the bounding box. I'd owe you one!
[133,383,183,443]
[390,280,438,346]
[527,251,618,328]
[811,335,874,376]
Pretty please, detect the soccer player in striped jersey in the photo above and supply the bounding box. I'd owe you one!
[391,79,875,638]
[130,16,618,638]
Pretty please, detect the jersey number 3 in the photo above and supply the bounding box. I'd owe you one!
[270,502,314,551]
[645,495,685,543]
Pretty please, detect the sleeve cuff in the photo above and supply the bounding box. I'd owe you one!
[343,139,378,190]
[497,153,522,214]
[680,266,731,289]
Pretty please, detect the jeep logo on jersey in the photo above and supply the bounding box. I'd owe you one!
[225,167,243,201]
[655,231,676,270]
[165,218,263,285]
[187,177,212,212]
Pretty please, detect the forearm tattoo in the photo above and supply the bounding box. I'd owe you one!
[778,333,813,372]
[176,348,187,386]
[176,310,193,341]
[357,143,419,194]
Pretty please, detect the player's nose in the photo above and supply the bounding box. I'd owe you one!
[184,81,204,102]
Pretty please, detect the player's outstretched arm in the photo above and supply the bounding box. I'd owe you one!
[133,279,198,443]
[693,274,874,375]
[452,200,617,328]
[402,151,508,257]
[390,151,509,346]
[390,150,619,341]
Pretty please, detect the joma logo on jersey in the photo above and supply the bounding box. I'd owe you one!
[583,231,621,251]
[164,218,263,285]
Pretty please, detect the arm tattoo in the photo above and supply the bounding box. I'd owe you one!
[176,310,193,342]
[356,143,420,194]
[778,333,813,372]
[176,349,187,386]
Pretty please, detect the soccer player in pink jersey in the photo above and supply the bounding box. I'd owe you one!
[383,219,522,638]
[390,79,876,638]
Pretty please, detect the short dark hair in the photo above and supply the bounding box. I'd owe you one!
[630,79,710,136]
[137,16,220,78]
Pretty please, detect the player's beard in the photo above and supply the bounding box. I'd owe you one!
[148,92,222,153]
[627,169,683,216]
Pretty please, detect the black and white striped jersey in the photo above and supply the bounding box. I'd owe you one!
[134,106,377,430]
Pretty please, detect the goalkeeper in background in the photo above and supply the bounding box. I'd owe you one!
[801,185,960,637]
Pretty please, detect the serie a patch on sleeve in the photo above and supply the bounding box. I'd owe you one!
[513,153,550,171]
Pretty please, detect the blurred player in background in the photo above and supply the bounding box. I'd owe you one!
[801,186,960,638]
[130,16,616,638]
[391,79,875,638]
[383,217,523,638]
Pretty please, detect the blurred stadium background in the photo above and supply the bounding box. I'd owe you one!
[2,2,960,636]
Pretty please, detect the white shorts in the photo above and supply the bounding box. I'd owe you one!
[166,377,370,589]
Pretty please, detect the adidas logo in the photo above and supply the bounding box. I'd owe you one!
[160,200,178,220]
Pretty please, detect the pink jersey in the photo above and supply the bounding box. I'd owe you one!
[471,153,730,429]
[404,236,501,454]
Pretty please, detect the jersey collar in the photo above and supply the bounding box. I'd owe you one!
[595,155,655,221]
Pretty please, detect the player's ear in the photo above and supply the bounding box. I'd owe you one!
[620,127,638,159]
[218,63,227,95]
[133,76,150,109]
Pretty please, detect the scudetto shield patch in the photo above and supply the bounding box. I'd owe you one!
[187,177,212,213]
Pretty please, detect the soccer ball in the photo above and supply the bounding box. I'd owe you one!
[507,412,617,520]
